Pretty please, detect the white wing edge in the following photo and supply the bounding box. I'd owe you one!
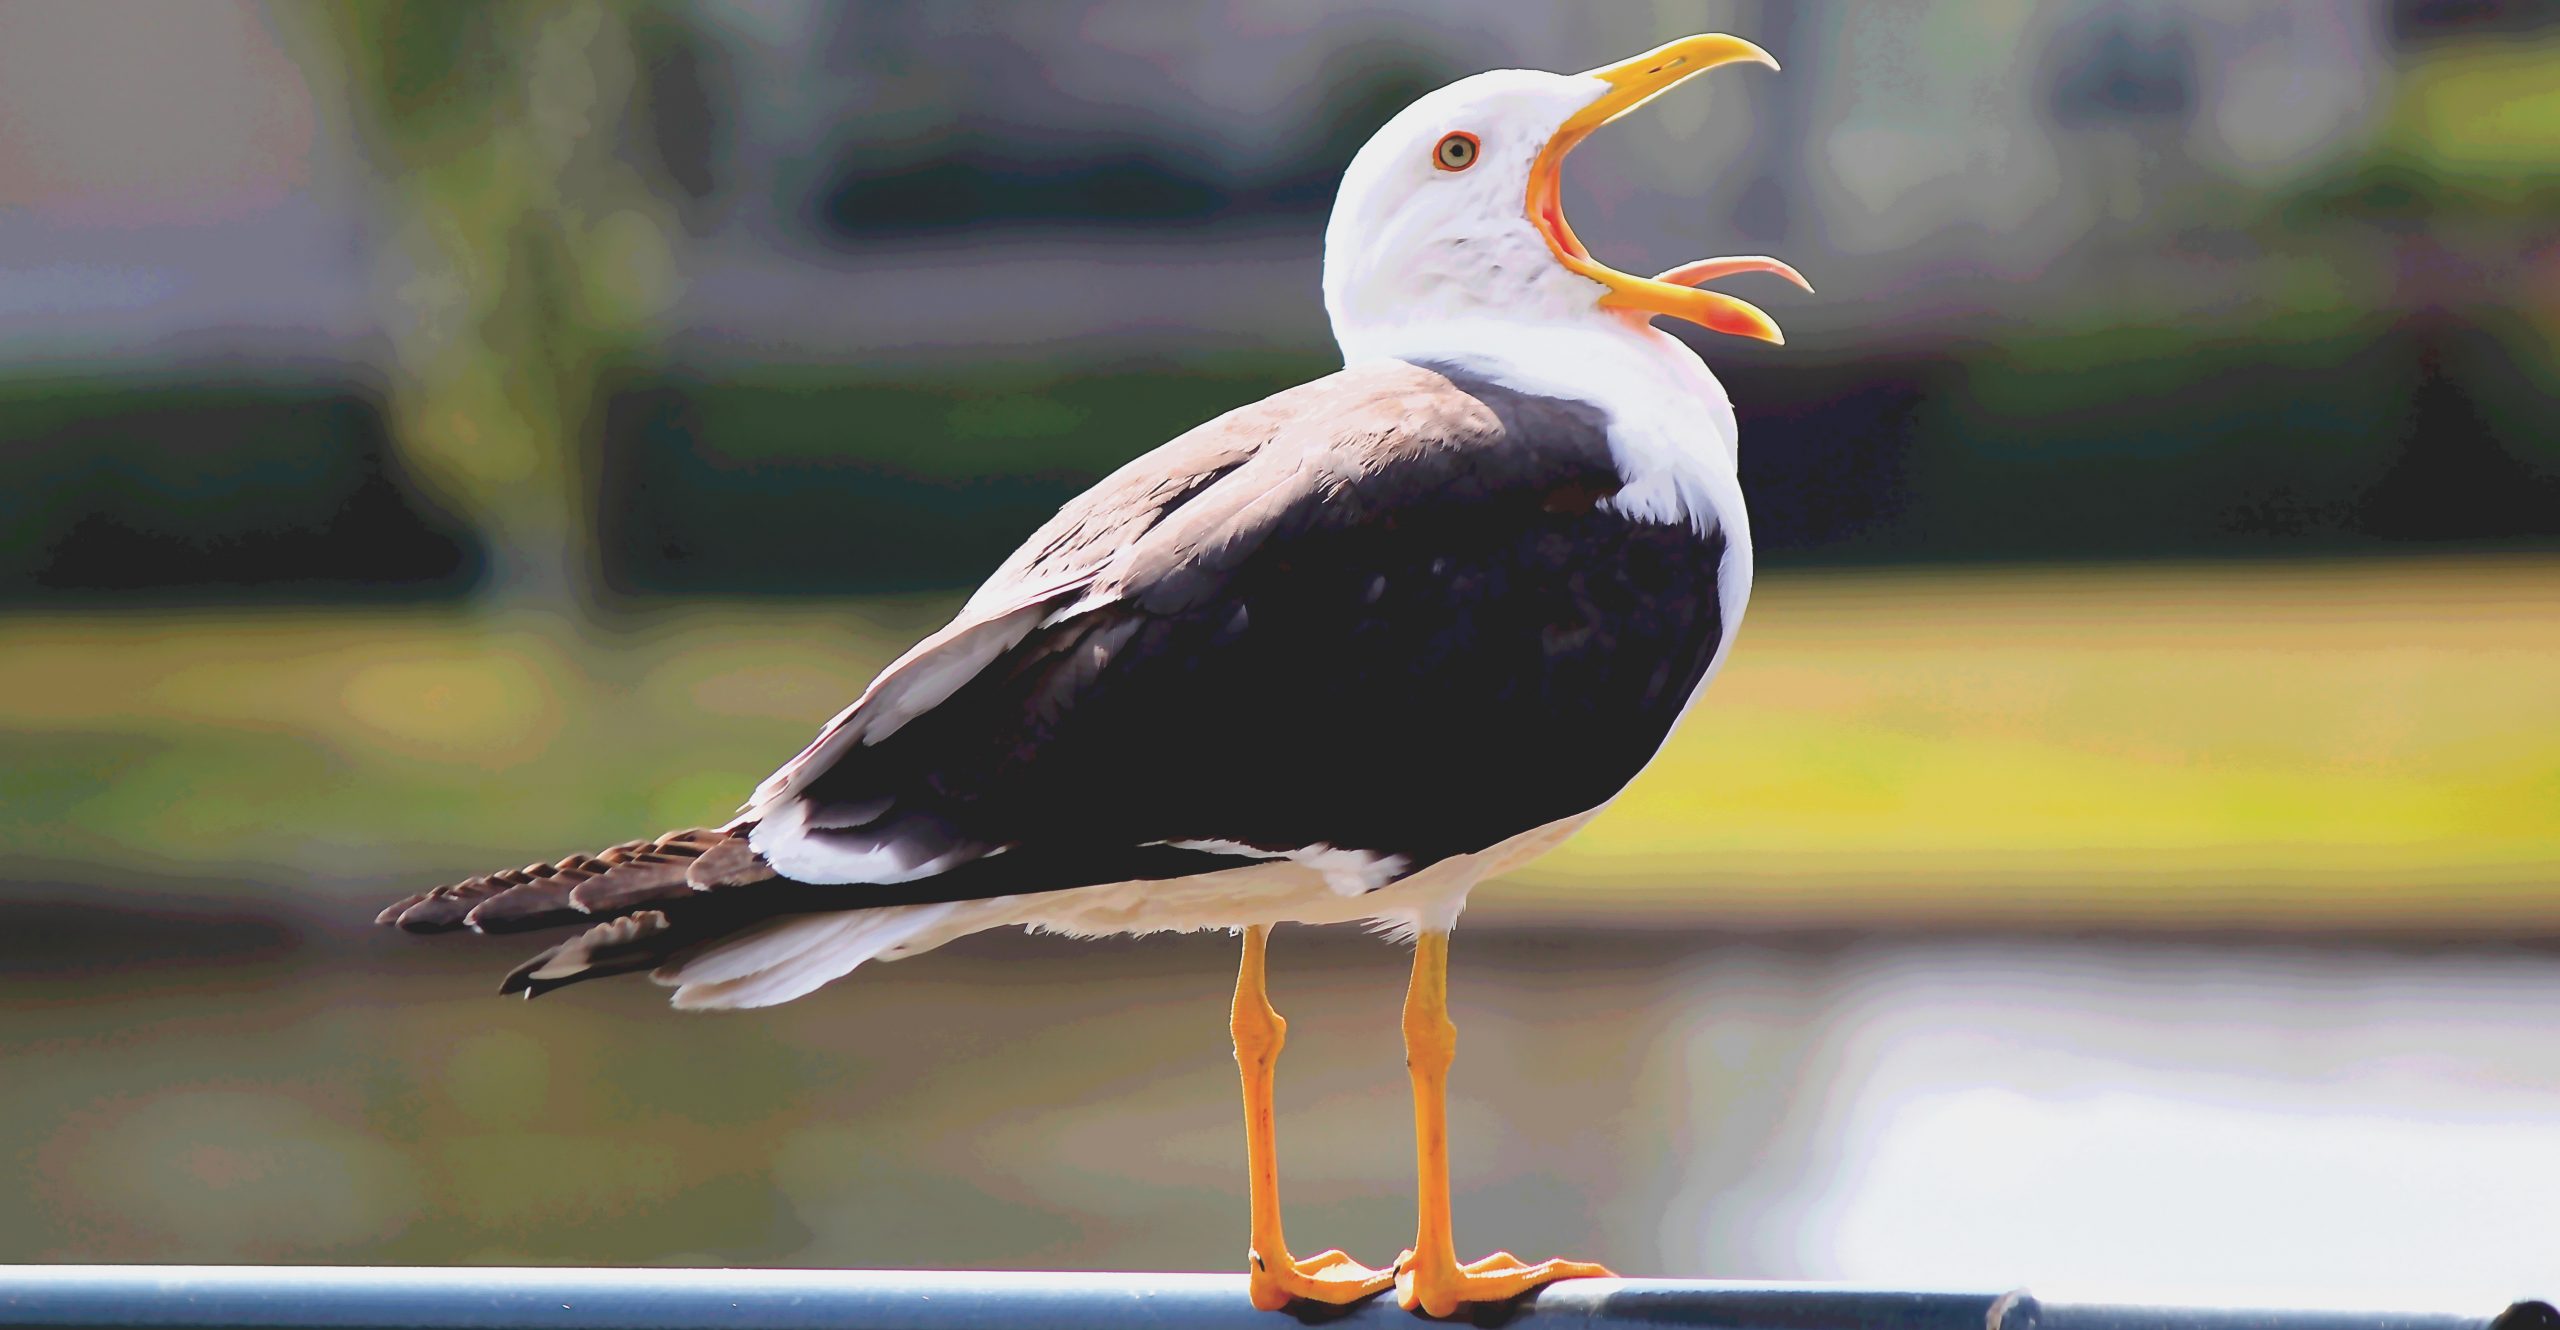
[734,572,1103,827]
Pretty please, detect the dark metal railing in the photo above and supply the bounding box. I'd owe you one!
[0,1268,2549,1330]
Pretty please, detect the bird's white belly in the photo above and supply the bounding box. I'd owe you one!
[917,810,1602,950]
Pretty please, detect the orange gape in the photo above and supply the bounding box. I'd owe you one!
[1524,34,1806,346]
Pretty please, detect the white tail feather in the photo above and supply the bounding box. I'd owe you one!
[661,903,965,1010]
[654,912,848,989]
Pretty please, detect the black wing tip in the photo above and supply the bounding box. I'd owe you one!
[498,943,564,998]
[498,971,554,999]
[494,910,679,1000]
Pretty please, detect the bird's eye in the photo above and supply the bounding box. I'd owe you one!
[1433,131,1480,172]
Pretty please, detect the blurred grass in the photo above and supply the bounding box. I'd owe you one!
[2390,37,2560,198]
[1560,555,2560,930]
[2,555,2553,930]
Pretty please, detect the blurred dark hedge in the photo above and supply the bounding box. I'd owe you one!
[0,379,481,603]
[5,319,2552,604]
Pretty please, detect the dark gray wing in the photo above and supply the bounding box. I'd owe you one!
[751,359,1730,899]
[738,371,1291,813]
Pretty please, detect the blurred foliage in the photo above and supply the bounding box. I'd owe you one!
[599,357,1329,596]
[1,335,2552,603]
[1943,317,2559,551]
[2386,37,2560,198]
[287,1,683,609]
[2270,35,2560,364]
[3,561,2552,928]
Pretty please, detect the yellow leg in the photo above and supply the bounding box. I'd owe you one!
[1232,925,1395,1310]
[1394,929,1615,1318]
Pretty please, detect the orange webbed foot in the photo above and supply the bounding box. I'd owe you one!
[1393,1248,1615,1318]
[1247,1247,1396,1311]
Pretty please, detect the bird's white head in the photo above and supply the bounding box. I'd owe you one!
[1322,35,1809,366]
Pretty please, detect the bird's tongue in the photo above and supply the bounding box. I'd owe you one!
[1651,256,1814,293]
[1577,255,1812,343]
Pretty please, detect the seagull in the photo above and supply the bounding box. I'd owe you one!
[379,33,1804,1316]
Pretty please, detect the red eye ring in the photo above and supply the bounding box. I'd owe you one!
[1433,131,1480,172]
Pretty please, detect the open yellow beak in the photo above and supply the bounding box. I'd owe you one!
[1527,34,1809,345]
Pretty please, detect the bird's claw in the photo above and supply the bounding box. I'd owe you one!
[1247,1247,1397,1311]
[1393,1249,1615,1318]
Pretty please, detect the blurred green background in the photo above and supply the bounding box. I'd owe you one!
[2,0,2555,1310]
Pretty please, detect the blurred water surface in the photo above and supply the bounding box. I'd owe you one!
[6,925,2555,1310]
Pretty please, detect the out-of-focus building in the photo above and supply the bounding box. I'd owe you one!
[654,0,2420,360]
[17,0,2554,372]
[0,0,372,369]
